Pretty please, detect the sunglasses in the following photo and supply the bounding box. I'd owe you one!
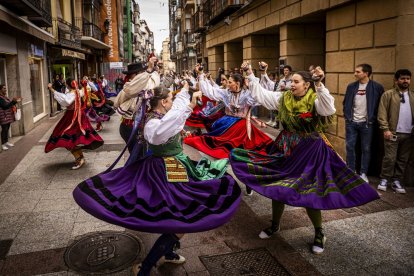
[399,93,405,104]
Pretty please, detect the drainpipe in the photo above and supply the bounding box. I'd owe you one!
[127,0,132,62]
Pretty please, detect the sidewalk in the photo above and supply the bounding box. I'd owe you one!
[0,115,413,275]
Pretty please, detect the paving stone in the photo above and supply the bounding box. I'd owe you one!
[33,198,78,212]
[0,191,43,214]
[71,221,124,239]
[1,248,67,274]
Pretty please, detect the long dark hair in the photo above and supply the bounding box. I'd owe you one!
[0,84,5,90]
[149,86,171,109]
[294,71,316,92]
[230,73,243,86]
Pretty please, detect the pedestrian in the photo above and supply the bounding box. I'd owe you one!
[215,67,225,85]
[275,65,293,92]
[52,74,65,111]
[0,84,21,151]
[184,64,273,159]
[230,63,379,254]
[259,61,279,127]
[114,75,124,94]
[45,79,103,169]
[343,64,384,183]
[377,69,413,193]
[73,85,241,276]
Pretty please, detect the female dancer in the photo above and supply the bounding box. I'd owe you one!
[46,79,103,169]
[73,84,241,275]
[230,63,379,254]
[184,65,273,159]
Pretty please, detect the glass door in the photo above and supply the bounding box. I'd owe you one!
[29,58,46,121]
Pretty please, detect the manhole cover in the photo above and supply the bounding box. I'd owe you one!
[64,231,144,274]
[200,248,291,276]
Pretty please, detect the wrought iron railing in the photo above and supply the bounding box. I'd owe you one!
[82,18,103,41]
[52,18,82,49]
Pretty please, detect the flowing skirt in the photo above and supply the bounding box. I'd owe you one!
[230,131,379,210]
[184,116,273,159]
[73,155,241,233]
[45,109,103,153]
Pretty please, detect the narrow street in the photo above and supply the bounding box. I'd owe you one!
[0,113,412,275]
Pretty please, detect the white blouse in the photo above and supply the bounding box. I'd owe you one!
[247,73,336,116]
[198,74,258,117]
[144,88,193,145]
[53,89,84,107]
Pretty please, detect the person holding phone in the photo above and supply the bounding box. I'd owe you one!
[0,84,22,151]
[377,69,413,193]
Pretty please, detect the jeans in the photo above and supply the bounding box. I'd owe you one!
[1,123,10,144]
[345,121,374,174]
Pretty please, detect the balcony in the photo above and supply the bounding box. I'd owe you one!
[184,0,195,10]
[175,8,182,21]
[80,18,110,50]
[177,41,183,53]
[183,30,196,48]
[28,0,52,27]
[192,9,206,32]
[206,0,245,26]
[1,0,42,17]
[53,18,82,49]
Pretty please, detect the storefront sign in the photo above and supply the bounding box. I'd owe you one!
[109,62,123,69]
[62,49,85,60]
[30,44,44,57]
[103,0,120,62]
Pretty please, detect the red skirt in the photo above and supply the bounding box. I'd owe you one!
[184,118,273,159]
[185,96,210,128]
[45,109,104,153]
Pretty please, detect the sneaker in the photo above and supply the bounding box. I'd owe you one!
[1,144,8,151]
[391,180,406,194]
[132,263,143,276]
[312,229,326,254]
[163,252,186,264]
[360,173,369,183]
[265,119,273,125]
[5,142,14,147]
[71,158,85,170]
[96,124,103,132]
[245,186,254,196]
[259,222,280,239]
[377,179,388,192]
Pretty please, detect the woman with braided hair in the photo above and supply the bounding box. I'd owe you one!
[73,83,241,276]
[46,79,103,169]
[230,62,379,254]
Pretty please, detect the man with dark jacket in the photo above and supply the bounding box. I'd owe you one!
[343,64,384,183]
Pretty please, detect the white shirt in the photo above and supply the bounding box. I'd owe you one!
[247,73,336,116]
[353,82,368,122]
[144,88,193,145]
[53,89,84,107]
[396,90,413,133]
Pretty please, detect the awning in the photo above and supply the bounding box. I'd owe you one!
[0,5,55,44]
[81,36,110,50]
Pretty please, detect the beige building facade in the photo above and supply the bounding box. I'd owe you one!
[171,0,414,182]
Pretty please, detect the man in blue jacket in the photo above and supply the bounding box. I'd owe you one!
[343,64,384,183]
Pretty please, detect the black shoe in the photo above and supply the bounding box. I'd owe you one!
[312,228,326,254]
[259,221,280,239]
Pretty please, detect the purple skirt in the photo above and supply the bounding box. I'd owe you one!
[73,156,241,233]
[230,133,379,210]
